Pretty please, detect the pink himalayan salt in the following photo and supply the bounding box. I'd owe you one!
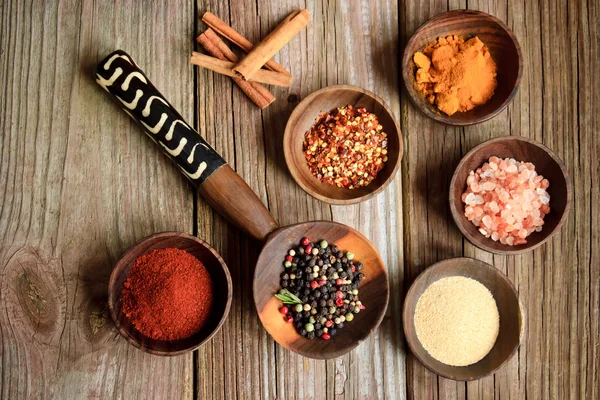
[461,156,550,246]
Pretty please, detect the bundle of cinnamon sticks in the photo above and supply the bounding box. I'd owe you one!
[192,10,311,109]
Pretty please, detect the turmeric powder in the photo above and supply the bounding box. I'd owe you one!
[413,35,497,116]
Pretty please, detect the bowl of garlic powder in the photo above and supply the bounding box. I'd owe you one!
[402,257,523,381]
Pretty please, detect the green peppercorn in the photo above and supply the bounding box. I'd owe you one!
[329,306,336,314]
[345,313,354,321]
[346,251,354,260]
[284,261,292,268]
[320,240,328,249]
[354,306,360,313]
[352,289,358,295]
[305,323,315,332]
[332,272,339,279]
[295,304,303,312]
[303,304,311,311]
[309,316,315,324]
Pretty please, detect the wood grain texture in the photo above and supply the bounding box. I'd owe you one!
[1,0,598,399]
[401,0,600,400]
[0,1,195,399]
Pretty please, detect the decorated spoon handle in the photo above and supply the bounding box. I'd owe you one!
[95,50,278,241]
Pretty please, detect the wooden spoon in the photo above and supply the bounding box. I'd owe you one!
[95,50,389,359]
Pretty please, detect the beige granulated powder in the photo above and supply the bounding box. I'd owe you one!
[414,276,500,366]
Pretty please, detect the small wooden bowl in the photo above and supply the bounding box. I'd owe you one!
[283,85,403,205]
[402,10,523,125]
[108,232,232,356]
[253,221,389,359]
[450,136,572,254]
[403,258,524,381]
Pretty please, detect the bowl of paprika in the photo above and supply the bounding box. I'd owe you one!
[108,232,232,356]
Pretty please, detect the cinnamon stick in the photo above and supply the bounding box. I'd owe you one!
[197,30,275,109]
[233,9,310,81]
[190,52,292,87]
[202,12,289,75]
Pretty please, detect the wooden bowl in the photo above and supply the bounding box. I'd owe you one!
[108,232,232,356]
[283,85,403,205]
[403,257,524,381]
[450,136,572,254]
[402,10,523,125]
[253,221,389,359]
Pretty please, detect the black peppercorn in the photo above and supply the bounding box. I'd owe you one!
[355,262,363,271]
[331,245,339,253]
[341,257,348,264]
[340,272,347,279]
[329,328,337,336]
[358,273,365,280]
[327,299,334,307]
[310,300,318,308]
[336,251,344,258]
[307,332,315,339]
[315,329,323,337]
[337,322,344,329]
[317,259,324,266]
[320,299,327,307]
[300,329,307,336]
[281,281,288,288]
[314,323,322,330]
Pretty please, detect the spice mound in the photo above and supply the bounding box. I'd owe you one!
[275,238,366,340]
[303,105,388,189]
[414,276,500,366]
[413,35,497,116]
[121,248,213,341]
[462,157,550,246]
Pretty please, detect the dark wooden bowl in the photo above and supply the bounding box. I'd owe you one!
[283,85,403,205]
[403,258,523,381]
[402,10,523,125]
[450,136,572,254]
[253,221,389,359]
[108,232,232,356]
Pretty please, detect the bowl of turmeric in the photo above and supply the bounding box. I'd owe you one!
[402,10,523,125]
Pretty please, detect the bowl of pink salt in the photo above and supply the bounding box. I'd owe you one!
[450,136,572,254]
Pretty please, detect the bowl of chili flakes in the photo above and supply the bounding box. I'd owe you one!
[284,85,403,205]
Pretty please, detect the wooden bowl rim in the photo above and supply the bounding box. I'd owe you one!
[108,231,233,356]
[253,220,390,359]
[283,84,403,205]
[402,257,524,381]
[449,136,573,255]
[401,9,524,126]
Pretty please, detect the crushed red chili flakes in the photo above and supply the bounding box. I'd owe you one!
[303,105,388,189]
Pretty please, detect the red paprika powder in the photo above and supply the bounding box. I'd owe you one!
[121,247,213,341]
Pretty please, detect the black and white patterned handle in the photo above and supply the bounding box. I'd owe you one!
[95,50,225,185]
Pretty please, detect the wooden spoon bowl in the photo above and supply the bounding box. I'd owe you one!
[108,232,232,356]
[403,258,523,381]
[450,136,572,254]
[283,85,403,205]
[402,10,523,125]
[253,221,389,359]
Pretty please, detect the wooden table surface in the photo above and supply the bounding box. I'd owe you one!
[1,0,598,399]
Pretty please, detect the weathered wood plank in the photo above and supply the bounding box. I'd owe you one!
[194,0,404,399]
[0,1,195,399]
[402,0,600,400]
